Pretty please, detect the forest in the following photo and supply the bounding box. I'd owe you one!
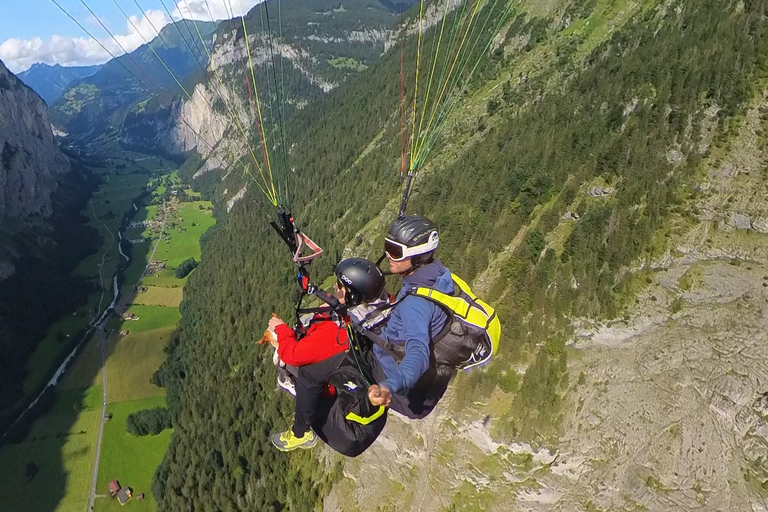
[149,0,768,510]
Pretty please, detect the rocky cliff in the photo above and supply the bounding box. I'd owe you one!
[123,1,403,172]
[0,59,69,227]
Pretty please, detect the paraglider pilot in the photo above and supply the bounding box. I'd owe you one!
[367,215,457,418]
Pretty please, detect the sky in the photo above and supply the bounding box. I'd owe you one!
[0,0,264,73]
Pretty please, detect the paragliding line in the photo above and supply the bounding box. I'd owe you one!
[55,0,275,203]
[409,0,426,165]
[177,0,279,204]
[125,0,277,203]
[238,1,278,202]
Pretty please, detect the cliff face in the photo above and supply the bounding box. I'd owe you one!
[122,2,400,171]
[0,59,69,226]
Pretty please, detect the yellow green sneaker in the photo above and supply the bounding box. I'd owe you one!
[271,428,318,452]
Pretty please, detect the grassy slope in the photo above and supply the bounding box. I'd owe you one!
[133,286,184,308]
[118,306,181,334]
[105,326,175,403]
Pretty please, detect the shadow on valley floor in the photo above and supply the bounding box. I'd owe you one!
[0,179,171,511]
[0,328,121,512]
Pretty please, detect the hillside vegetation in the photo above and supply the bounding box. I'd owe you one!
[151,0,768,510]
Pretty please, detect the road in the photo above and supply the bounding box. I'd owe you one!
[86,326,108,512]
[89,199,116,315]
[86,200,166,512]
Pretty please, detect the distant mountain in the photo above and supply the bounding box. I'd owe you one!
[17,63,102,105]
[51,19,218,149]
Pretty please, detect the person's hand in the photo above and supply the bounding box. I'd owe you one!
[268,316,286,332]
[368,384,391,407]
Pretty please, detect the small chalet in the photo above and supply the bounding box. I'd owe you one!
[117,487,132,505]
[108,480,120,497]
[120,329,130,337]
[136,493,145,501]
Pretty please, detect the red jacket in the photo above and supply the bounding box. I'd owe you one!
[275,314,349,367]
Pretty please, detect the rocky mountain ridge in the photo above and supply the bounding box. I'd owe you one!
[0,59,69,236]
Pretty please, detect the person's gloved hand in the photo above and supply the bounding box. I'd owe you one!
[368,384,391,407]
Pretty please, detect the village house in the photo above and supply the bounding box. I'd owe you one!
[146,260,167,275]
[108,480,120,497]
[116,487,132,505]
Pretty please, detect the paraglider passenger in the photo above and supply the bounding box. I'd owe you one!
[367,215,456,418]
[267,258,389,456]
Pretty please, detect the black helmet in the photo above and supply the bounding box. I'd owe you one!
[384,215,439,265]
[334,258,385,307]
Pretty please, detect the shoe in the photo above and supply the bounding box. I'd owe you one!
[277,368,296,397]
[271,429,318,452]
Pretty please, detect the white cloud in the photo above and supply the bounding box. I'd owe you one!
[0,1,264,74]
[173,0,263,22]
[1,9,170,73]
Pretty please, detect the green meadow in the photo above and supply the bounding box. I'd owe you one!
[118,305,181,334]
[133,286,184,308]
[94,397,172,512]
[0,387,102,512]
[105,326,175,403]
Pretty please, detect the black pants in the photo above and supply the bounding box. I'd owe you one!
[365,351,455,419]
[292,353,345,437]
[290,352,386,457]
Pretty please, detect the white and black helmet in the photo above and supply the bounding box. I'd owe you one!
[384,215,439,266]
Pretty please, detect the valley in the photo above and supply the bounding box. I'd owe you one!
[0,153,215,512]
[2,0,768,510]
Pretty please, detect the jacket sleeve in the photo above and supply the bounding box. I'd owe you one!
[380,296,432,395]
[276,322,347,367]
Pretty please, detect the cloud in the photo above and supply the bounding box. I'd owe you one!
[0,36,111,72]
[1,8,170,74]
[0,1,264,74]
[173,0,264,21]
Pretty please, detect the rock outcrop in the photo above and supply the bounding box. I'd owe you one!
[0,58,69,226]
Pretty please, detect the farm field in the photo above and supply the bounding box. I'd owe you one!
[117,305,181,334]
[93,397,171,512]
[104,326,175,403]
[0,387,102,512]
[133,286,184,307]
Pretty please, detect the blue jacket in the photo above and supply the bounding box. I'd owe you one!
[375,261,453,394]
